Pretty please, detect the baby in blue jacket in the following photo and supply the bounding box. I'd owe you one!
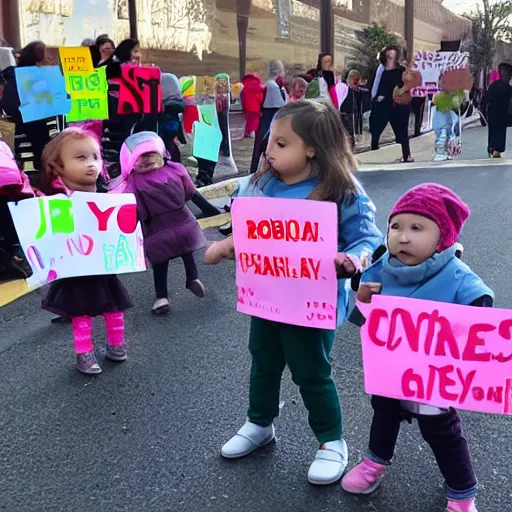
[342,183,493,512]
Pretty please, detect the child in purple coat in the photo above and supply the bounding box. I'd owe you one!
[120,131,208,314]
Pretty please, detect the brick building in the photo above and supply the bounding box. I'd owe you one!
[1,0,470,79]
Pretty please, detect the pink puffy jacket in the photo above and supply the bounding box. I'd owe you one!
[0,141,37,199]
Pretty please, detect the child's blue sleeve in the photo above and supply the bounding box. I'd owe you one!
[456,271,494,306]
[340,189,383,264]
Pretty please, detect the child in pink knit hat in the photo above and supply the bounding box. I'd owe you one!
[342,183,493,512]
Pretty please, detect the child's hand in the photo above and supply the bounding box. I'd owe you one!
[204,237,235,264]
[334,253,360,279]
[356,282,382,303]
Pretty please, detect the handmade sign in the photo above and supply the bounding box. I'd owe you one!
[2,192,146,307]
[117,65,163,115]
[180,75,196,102]
[64,66,109,122]
[412,51,469,97]
[15,66,71,122]
[232,197,338,329]
[196,76,216,104]
[359,295,512,415]
[215,73,232,158]
[59,46,94,73]
[193,122,223,162]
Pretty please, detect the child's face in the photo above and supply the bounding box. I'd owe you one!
[321,55,333,71]
[388,213,441,266]
[133,152,164,174]
[292,82,306,98]
[59,137,101,192]
[131,45,142,65]
[266,116,315,182]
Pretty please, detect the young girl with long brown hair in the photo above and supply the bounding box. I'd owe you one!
[40,128,133,375]
[205,100,382,486]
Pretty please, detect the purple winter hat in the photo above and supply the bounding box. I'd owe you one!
[120,131,166,180]
[389,183,470,252]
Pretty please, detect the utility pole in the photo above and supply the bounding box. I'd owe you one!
[128,0,138,40]
[320,0,334,57]
[404,0,414,62]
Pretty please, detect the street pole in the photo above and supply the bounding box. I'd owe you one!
[404,0,414,62]
[320,0,334,57]
[4,0,21,49]
[128,0,139,40]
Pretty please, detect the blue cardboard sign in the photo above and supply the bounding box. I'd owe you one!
[15,66,72,122]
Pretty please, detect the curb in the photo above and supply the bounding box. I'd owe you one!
[358,158,512,173]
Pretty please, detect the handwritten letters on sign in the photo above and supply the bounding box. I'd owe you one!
[232,197,338,329]
[359,295,512,415]
[8,192,146,295]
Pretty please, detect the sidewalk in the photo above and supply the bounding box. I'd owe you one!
[200,113,483,183]
[358,114,482,169]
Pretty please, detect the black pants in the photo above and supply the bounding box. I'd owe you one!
[369,396,477,494]
[341,113,356,148]
[250,108,279,173]
[152,253,198,299]
[488,113,508,153]
[411,97,426,137]
[0,200,19,252]
[196,158,217,186]
[370,101,411,161]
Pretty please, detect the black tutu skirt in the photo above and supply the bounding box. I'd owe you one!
[42,275,133,318]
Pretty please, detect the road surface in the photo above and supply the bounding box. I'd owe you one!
[0,163,510,512]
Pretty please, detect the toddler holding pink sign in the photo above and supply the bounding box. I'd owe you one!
[342,184,494,512]
[39,128,133,374]
[205,100,382,485]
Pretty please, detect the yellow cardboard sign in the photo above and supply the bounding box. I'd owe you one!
[59,47,94,74]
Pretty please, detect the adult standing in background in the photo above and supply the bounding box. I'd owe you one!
[249,60,286,173]
[340,69,368,148]
[370,45,414,162]
[486,63,512,158]
[1,41,51,172]
[114,39,142,66]
[95,37,116,67]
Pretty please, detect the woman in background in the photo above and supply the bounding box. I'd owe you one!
[249,60,286,173]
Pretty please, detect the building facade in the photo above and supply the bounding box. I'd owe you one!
[1,0,470,78]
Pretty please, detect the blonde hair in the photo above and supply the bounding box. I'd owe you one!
[253,99,357,202]
[347,69,361,82]
[267,59,284,80]
[40,127,100,195]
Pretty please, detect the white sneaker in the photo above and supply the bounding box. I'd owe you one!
[433,154,449,162]
[307,439,348,485]
[152,298,169,314]
[221,421,275,459]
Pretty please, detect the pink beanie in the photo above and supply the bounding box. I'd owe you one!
[389,183,470,252]
[120,131,166,180]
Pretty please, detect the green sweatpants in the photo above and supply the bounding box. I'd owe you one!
[247,316,342,444]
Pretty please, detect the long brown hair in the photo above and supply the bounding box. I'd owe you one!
[40,127,100,195]
[253,100,357,202]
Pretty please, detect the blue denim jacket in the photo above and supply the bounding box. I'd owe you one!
[236,173,383,327]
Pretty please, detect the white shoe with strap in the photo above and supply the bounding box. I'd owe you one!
[221,421,275,459]
[307,439,348,485]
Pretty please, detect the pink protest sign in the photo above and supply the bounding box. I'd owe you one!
[231,197,338,329]
[358,295,512,415]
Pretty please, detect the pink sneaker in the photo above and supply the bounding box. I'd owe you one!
[341,457,386,495]
[447,499,478,512]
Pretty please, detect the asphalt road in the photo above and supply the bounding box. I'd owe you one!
[1,164,511,512]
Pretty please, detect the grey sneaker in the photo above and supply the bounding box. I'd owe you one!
[187,279,205,298]
[76,352,102,375]
[106,345,127,362]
